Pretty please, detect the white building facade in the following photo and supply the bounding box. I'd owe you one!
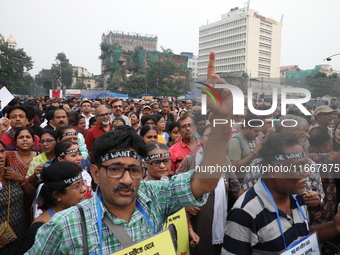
[198,7,282,80]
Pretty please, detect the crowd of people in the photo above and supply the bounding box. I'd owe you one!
[1,51,340,254]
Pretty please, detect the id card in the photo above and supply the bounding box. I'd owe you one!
[280,232,320,255]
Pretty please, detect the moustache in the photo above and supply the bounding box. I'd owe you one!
[112,184,136,193]
[59,121,65,125]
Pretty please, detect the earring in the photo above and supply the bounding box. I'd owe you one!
[57,198,61,202]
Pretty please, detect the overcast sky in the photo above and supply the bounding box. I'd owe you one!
[1,0,340,77]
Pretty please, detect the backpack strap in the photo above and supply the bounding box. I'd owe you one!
[233,135,244,151]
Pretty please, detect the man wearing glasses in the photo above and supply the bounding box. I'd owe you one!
[109,98,131,126]
[26,51,234,254]
[85,106,113,163]
[169,115,202,175]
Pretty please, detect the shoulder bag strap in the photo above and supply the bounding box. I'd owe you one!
[103,215,134,248]
[76,204,89,255]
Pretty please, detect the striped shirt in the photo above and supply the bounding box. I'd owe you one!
[222,178,309,255]
[26,169,207,254]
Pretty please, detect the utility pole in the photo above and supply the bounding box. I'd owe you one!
[261,77,264,95]
[156,76,158,95]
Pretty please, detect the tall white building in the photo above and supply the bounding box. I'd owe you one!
[198,7,282,80]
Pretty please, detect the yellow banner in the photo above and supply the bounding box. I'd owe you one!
[112,229,176,255]
[163,208,190,255]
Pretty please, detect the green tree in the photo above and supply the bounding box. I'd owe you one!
[306,72,340,97]
[146,60,184,96]
[0,43,33,94]
[119,75,147,96]
[53,53,73,89]
[74,81,86,89]
[35,69,58,92]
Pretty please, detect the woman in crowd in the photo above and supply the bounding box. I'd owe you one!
[56,125,89,163]
[166,121,181,148]
[144,142,171,181]
[67,111,86,136]
[26,130,57,185]
[53,140,92,187]
[178,109,187,120]
[0,141,35,254]
[143,142,200,247]
[20,162,86,254]
[129,112,140,132]
[140,125,158,145]
[154,114,169,143]
[176,125,240,255]
[89,117,97,130]
[78,116,86,129]
[5,127,38,177]
[112,117,125,129]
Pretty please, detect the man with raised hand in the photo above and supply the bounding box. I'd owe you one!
[26,51,233,254]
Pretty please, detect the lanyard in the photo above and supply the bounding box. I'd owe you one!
[261,179,310,249]
[96,194,157,254]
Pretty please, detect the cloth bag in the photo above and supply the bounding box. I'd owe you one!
[0,181,18,249]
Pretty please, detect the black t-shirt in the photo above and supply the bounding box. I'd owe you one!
[333,138,340,152]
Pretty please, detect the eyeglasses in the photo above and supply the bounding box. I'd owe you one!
[147,158,171,167]
[97,113,110,117]
[112,105,123,109]
[101,165,145,179]
[297,135,308,142]
[65,180,87,192]
[180,124,192,130]
[158,121,167,124]
[82,105,91,108]
[39,139,56,144]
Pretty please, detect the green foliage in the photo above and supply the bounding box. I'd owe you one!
[99,43,123,72]
[52,53,73,89]
[145,60,185,96]
[306,72,340,97]
[74,81,87,89]
[35,69,57,93]
[0,43,33,94]
[120,75,147,96]
[55,52,67,62]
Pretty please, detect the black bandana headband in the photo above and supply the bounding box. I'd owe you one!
[268,152,306,162]
[145,153,169,161]
[44,173,83,188]
[101,150,143,163]
[58,148,80,157]
[62,132,77,137]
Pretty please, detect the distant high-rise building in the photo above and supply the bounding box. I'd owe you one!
[101,31,157,51]
[198,7,282,80]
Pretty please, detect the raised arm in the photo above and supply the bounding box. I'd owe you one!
[191,51,233,198]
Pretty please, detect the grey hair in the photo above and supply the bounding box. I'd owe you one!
[94,106,109,116]
[276,115,308,133]
[146,142,168,155]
